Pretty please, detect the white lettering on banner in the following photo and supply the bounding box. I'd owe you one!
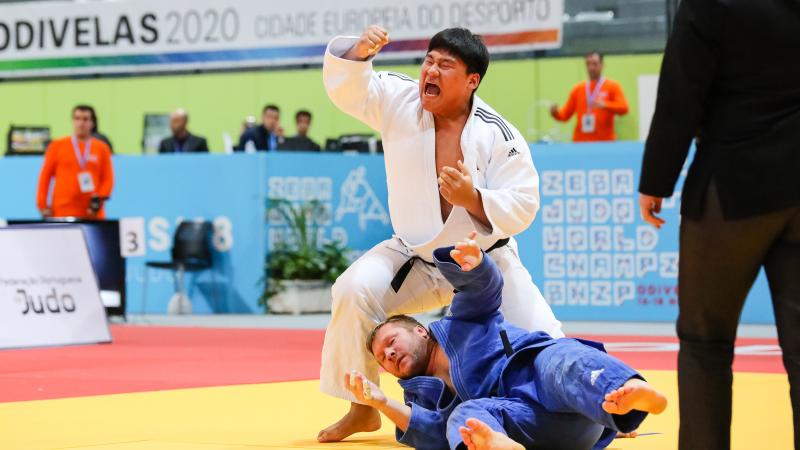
[611,169,634,195]
[590,281,612,306]
[588,170,610,196]
[564,170,586,196]
[335,166,389,231]
[148,216,171,252]
[589,226,612,251]
[0,228,111,349]
[566,281,588,305]
[267,167,389,251]
[566,226,588,251]
[542,199,564,223]
[590,254,611,278]
[566,254,588,278]
[566,199,588,224]
[540,168,680,308]
[144,216,235,253]
[543,254,565,278]
[0,0,563,78]
[590,198,611,223]
[541,171,563,196]
[542,226,564,251]
[212,216,234,252]
[544,281,565,305]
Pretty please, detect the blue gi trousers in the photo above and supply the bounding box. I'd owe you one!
[446,338,648,450]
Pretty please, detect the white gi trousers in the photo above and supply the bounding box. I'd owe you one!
[319,236,564,403]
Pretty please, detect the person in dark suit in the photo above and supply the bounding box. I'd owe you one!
[158,109,209,153]
[638,1,800,448]
[235,104,283,151]
[279,110,321,151]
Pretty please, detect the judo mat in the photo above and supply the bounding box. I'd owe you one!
[0,325,791,450]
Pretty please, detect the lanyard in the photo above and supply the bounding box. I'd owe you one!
[585,77,605,112]
[71,136,91,169]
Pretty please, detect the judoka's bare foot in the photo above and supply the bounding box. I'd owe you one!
[616,430,638,438]
[602,378,667,415]
[317,403,381,443]
[458,418,524,450]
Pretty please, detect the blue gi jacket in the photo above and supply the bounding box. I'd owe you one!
[395,247,561,449]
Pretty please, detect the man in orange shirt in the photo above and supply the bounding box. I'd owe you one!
[37,105,114,219]
[550,52,629,142]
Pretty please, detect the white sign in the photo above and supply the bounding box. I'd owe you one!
[0,0,563,78]
[638,74,659,141]
[119,216,146,257]
[0,227,111,349]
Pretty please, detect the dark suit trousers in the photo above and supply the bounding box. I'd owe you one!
[677,181,800,449]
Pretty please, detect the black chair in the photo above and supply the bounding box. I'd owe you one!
[141,221,217,314]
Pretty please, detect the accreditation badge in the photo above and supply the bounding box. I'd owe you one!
[581,113,596,134]
[77,171,95,193]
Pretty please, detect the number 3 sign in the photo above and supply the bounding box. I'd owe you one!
[119,217,146,257]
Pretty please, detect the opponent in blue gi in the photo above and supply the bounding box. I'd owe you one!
[345,233,666,450]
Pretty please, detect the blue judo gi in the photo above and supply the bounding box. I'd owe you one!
[394,246,649,450]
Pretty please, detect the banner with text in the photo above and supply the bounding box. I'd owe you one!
[0,0,563,78]
[515,143,774,323]
[0,227,111,349]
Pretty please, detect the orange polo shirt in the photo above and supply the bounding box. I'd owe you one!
[553,78,629,142]
[36,136,114,219]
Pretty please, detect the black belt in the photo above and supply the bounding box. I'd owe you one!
[390,238,510,293]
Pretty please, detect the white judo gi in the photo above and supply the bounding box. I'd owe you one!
[320,36,563,403]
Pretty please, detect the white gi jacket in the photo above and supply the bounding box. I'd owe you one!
[323,36,540,261]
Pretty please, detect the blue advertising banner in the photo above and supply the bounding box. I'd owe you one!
[516,142,774,324]
[0,145,775,323]
[264,153,391,257]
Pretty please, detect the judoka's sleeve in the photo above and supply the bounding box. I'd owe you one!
[395,403,450,450]
[432,246,503,321]
[473,125,540,241]
[322,36,416,132]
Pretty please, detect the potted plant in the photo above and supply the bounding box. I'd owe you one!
[260,199,350,314]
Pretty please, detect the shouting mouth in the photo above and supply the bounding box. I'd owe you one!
[424,82,441,97]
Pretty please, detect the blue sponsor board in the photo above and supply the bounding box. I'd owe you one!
[0,146,774,323]
[516,142,773,324]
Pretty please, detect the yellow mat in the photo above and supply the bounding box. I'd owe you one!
[0,370,791,450]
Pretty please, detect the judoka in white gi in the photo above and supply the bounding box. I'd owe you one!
[346,234,667,450]
[318,25,564,442]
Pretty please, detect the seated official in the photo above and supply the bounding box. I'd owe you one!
[279,110,321,151]
[235,104,283,151]
[347,232,667,450]
[158,108,209,153]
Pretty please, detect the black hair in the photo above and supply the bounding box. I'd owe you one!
[73,105,97,130]
[295,110,312,121]
[586,51,604,62]
[263,104,280,114]
[427,28,489,86]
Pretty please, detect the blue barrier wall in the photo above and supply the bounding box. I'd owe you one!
[0,145,775,323]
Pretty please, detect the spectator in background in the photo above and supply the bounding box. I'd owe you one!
[158,108,209,153]
[279,110,321,151]
[235,104,283,151]
[37,105,114,219]
[86,105,113,153]
[550,52,628,142]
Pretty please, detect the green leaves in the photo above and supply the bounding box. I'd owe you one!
[259,198,352,310]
